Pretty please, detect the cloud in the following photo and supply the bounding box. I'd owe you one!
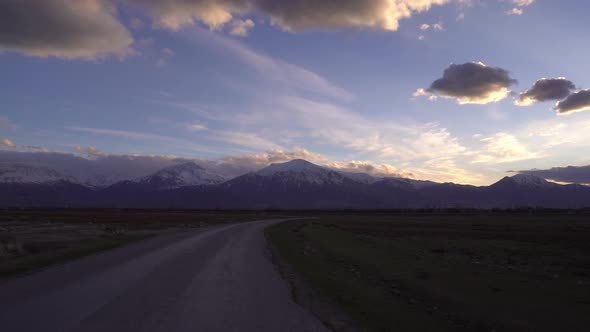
[472,132,539,163]
[517,165,590,185]
[0,138,49,152]
[554,90,590,115]
[516,78,576,106]
[414,157,485,184]
[195,30,353,101]
[157,47,175,65]
[208,130,285,151]
[186,123,208,131]
[420,21,443,31]
[2,0,452,61]
[229,19,255,37]
[506,0,534,15]
[506,7,523,15]
[199,148,326,177]
[66,126,218,154]
[1,138,16,148]
[128,0,449,32]
[0,0,134,60]
[75,146,106,158]
[326,160,415,178]
[420,62,517,104]
[512,0,535,7]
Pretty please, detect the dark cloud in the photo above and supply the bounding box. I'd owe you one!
[518,165,590,185]
[554,89,590,115]
[424,62,517,104]
[0,0,133,59]
[1,0,451,59]
[516,78,576,106]
[128,0,449,31]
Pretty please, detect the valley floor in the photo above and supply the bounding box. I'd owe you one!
[267,212,590,332]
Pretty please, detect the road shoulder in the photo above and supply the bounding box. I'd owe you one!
[265,219,358,332]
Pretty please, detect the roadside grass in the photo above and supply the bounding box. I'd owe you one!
[0,209,286,279]
[267,215,590,332]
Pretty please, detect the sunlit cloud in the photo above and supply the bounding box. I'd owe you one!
[326,160,416,178]
[472,132,540,163]
[186,123,208,131]
[0,138,16,148]
[229,19,255,37]
[505,0,535,15]
[128,0,450,32]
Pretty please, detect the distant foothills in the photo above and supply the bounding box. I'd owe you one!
[1,158,589,209]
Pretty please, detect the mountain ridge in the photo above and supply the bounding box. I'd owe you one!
[1,159,589,208]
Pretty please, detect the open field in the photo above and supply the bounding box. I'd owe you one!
[0,209,283,278]
[267,212,590,332]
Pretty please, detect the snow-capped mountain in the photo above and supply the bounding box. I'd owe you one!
[1,158,589,208]
[492,174,557,188]
[254,159,347,185]
[133,162,225,189]
[0,163,77,184]
[375,177,438,189]
[340,172,382,184]
[509,174,555,187]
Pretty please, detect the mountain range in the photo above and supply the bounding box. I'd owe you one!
[1,159,589,208]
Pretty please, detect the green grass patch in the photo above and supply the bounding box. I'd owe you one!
[267,216,590,332]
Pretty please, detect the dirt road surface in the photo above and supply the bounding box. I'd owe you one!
[0,219,329,332]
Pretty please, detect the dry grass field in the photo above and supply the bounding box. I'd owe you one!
[0,209,282,278]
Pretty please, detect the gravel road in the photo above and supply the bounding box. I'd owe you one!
[0,219,329,332]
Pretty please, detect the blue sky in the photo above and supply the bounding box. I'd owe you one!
[2,0,590,184]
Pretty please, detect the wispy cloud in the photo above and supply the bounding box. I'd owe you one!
[66,126,219,155]
[472,132,540,164]
[193,29,353,101]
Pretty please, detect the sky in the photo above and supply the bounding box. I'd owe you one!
[2,0,590,185]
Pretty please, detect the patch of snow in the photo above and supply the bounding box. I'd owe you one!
[0,163,77,184]
[255,159,346,185]
[510,174,553,187]
[136,162,225,189]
